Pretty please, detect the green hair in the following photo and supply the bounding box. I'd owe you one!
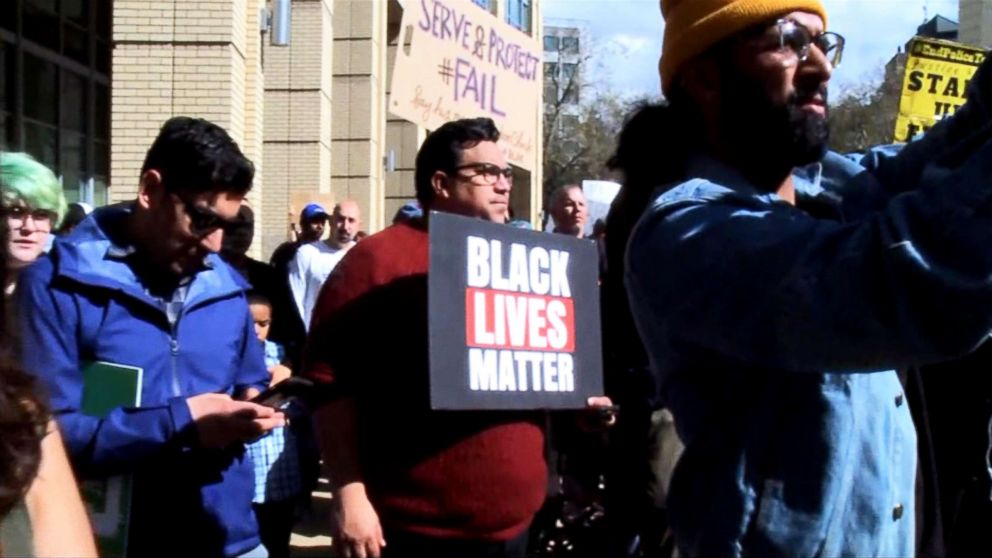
[0,152,68,226]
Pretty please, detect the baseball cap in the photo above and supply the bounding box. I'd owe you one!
[300,203,329,222]
[392,201,423,224]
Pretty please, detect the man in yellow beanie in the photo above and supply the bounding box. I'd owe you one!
[616,0,992,556]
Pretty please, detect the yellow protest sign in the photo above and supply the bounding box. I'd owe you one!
[389,0,541,171]
[894,37,986,142]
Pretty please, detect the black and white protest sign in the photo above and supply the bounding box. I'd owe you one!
[428,211,603,410]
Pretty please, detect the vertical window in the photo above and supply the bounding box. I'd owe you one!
[2,0,111,206]
[0,1,15,31]
[544,62,558,80]
[544,36,558,52]
[0,42,11,150]
[506,0,532,33]
[562,36,580,54]
[23,0,59,50]
[562,63,578,83]
[23,122,57,169]
[23,53,58,125]
[63,0,89,28]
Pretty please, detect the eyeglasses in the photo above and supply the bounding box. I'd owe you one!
[775,19,844,68]
[6,206,56,231]
[175,194,240,237]
[452,163,514,187]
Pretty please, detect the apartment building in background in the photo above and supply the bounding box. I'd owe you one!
[542,22,583,116]
[0,0,542,258]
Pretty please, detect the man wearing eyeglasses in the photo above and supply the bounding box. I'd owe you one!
[619,0,992,557]
[18,116,284,558]
[302,118,612,558]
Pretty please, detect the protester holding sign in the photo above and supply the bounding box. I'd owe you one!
[305,117,610,558]
[620,0,992,556]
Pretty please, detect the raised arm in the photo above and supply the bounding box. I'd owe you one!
[628,138,992,372]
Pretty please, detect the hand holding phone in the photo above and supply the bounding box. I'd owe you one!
[250,376,317,409]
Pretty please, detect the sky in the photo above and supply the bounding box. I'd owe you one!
[543,0,961,101]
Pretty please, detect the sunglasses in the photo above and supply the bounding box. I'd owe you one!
[175,195,240,237]
[775,19,845,68]
[453,163,515,186]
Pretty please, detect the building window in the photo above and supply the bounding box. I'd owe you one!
[544,82,558,103]
[562,63,578,83]
[562,36,580,54]
[544,62,558,80]
[544,35,559,52]
[506,0,532,33]
[0,42,12,150]
[562,85,579,104]
[0,0,111,205]
[472,0,494,12]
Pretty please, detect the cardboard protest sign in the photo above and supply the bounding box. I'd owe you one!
[894,37,986,142]
[389,0,541,171]
[428,211,603,410]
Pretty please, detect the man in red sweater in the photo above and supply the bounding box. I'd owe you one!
[305,118,607,558]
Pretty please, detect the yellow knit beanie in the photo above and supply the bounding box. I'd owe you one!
[660,0,828,95]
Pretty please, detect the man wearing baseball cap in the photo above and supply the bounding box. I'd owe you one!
[269,202,330,365]
[620,0,992,556]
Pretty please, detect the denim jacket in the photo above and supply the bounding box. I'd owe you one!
[624,58,992,558]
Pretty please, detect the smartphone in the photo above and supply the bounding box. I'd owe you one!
[250,376,316,409]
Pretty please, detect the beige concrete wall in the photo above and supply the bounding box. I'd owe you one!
[243,0,265,258]
[261,0,335,257]
[111,0,265,257]
[112,0,541,254]
[960,0,992,48]
[332,0,388,233]
[384,2,424,224]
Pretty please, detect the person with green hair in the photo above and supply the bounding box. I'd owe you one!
[0,153,67,295]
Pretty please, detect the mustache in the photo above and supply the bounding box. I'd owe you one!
[789,85,829,107]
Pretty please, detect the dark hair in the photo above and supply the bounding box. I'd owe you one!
[221,204,255,260]
[141,116,255,197]
[0,194,49,517]
[414,118,500,207]
[57,202,90,235]
[247,290,271,308]
[600,98,698,406]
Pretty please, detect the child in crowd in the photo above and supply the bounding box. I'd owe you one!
[247,292,302,558]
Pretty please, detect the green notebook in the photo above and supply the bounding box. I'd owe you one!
[79,361,143,558]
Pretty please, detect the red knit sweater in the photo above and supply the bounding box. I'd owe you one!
[304,220,547,541]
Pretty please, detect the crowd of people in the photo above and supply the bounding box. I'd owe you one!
[5,0,992,557]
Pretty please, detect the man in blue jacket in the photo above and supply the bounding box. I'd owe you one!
[623,0,992,556]
[18,117,285,557]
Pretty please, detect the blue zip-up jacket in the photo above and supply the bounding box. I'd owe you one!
[625,59,992,558]
[18,203,269,557]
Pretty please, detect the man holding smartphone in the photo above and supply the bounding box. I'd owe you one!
[19,117,283,558]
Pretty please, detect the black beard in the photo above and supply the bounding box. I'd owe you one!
[718,75,830,182]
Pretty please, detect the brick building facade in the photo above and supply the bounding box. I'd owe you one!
[2,0,542,259]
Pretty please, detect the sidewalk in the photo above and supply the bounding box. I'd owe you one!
[289,478,333,557]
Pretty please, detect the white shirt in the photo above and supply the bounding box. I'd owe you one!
[288,240,354,331]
